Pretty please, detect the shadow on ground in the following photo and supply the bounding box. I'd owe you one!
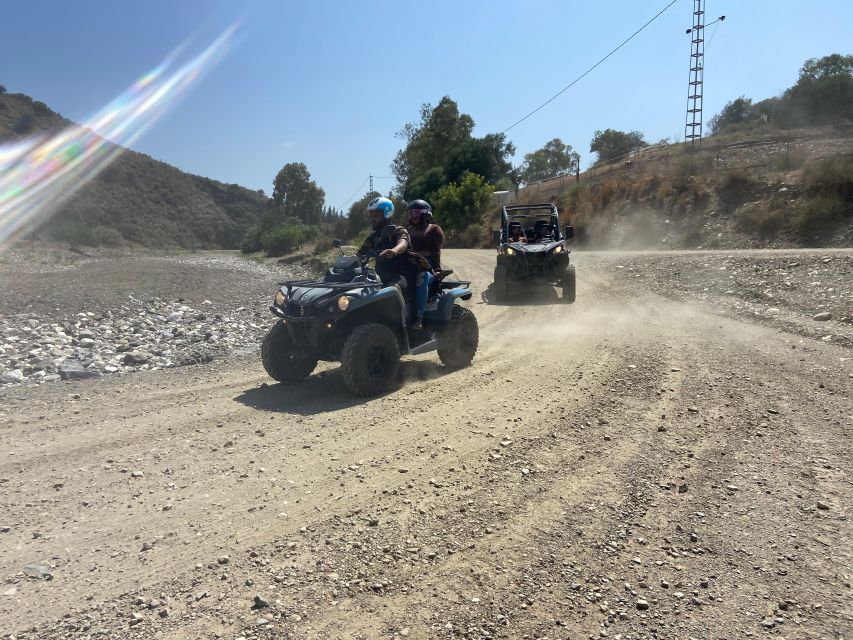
[234,359,453,415]
[480,281,563,306]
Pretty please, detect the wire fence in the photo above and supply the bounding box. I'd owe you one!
[504,126,853,204]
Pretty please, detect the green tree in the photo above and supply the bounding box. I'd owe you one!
[444,133,516,186]
[272,162,326,225]
[347,191,381,236]
[708,96,755,134]
[405,167,447,203]
[589,129,647,164]
[392,96,475,195]
[518,138,579,184]
[781,53,853,126]
[799,53,853,80]
[431,173,495,231]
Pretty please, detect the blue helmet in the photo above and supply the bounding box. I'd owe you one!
[367,197,394,220]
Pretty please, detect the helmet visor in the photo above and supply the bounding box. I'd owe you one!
[408,208,430,218]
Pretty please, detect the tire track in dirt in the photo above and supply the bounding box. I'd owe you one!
[1,249,850,639]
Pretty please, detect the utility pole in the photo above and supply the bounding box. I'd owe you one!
[369,174,374,193]
[684,0,705,149]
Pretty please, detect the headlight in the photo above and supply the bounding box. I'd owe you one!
[505,247,515,256]
[337,296,350,311]
[554,245,563,253]
[274,291,287,306]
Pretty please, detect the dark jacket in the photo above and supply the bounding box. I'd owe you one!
[357,224,431,286]
[407,222,444,271]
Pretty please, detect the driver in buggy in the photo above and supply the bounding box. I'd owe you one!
[357,197,434,330]
[532,220,555,243]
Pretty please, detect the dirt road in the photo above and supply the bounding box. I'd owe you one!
[1,249,851,639]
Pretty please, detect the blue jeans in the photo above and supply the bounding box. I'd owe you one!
[414,271,434,320]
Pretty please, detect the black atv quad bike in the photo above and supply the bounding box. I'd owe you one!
[261,240,479,396]
[492,203,576,303]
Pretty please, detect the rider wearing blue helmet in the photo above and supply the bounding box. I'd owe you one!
[357,196,433,328]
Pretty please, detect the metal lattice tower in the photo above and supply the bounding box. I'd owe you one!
[684,0,705,147]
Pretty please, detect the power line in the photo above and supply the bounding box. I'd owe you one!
[704,15,726,53]
[338,176,369,210]
[502,0,679,134]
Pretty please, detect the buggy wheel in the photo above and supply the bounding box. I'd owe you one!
[261,321,318,382]
[493,266,509,303]
[438,306,479,369]
[562,265,576,304]
[340,323,400,396]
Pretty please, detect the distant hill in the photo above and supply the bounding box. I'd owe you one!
[0,91,269,249]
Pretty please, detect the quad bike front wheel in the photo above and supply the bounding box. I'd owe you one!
[261,321,318,382]
[437,306,479,369]
[340,323,400,396]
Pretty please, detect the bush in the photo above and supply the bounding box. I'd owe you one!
[90,225,124,246]
[51,218,92,249]
[431,172,494,231]
[259,222,318,257]
[241,226,264,254]
[716,172,760,210]
[789,195,850,245]
[801,156,853,198]
[446,221,490,248]
[566,183,589,212]
[735,202,786,240]
[673,154,713,178]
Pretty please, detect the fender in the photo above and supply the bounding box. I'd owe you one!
[347,285,410,353]
[437,287,473,320]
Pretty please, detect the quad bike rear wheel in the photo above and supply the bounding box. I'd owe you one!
[340,323,400,396]
[437,306,479,369]
[261,321,318,382]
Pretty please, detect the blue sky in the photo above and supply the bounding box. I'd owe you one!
[3,0,851,210]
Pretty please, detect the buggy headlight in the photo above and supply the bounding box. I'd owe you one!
[554,245,563,253]
[337,296,350,311]
[505,247,515,256]
[274,291,287,306]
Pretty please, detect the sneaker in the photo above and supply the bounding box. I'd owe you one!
[412,318,423,330]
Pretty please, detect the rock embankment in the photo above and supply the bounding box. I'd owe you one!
[0,252,312,386]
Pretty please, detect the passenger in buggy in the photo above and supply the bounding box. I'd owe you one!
[508,222,527,243]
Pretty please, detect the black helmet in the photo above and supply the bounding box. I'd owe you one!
[407,199,432,212]
[407,199,433,222]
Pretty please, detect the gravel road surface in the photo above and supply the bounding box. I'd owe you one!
[1,249,850,640]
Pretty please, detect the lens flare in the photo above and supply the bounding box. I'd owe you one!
[0,25,237,253]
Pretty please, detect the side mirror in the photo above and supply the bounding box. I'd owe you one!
[492,229,502,246]
[564,226,574,240]
[332,239,342,248]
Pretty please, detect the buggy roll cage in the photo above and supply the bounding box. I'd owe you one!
[499,203,568,244]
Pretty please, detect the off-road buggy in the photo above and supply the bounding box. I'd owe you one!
[261,240,479,396]
[492,203,576,303]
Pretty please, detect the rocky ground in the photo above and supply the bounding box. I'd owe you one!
[586,249,853,348]
[0,250,312,386]
[0,248,850,640]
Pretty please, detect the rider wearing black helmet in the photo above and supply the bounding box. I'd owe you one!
[357,197,432,327]
[406,199,445,329]
[406,199,444,272]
